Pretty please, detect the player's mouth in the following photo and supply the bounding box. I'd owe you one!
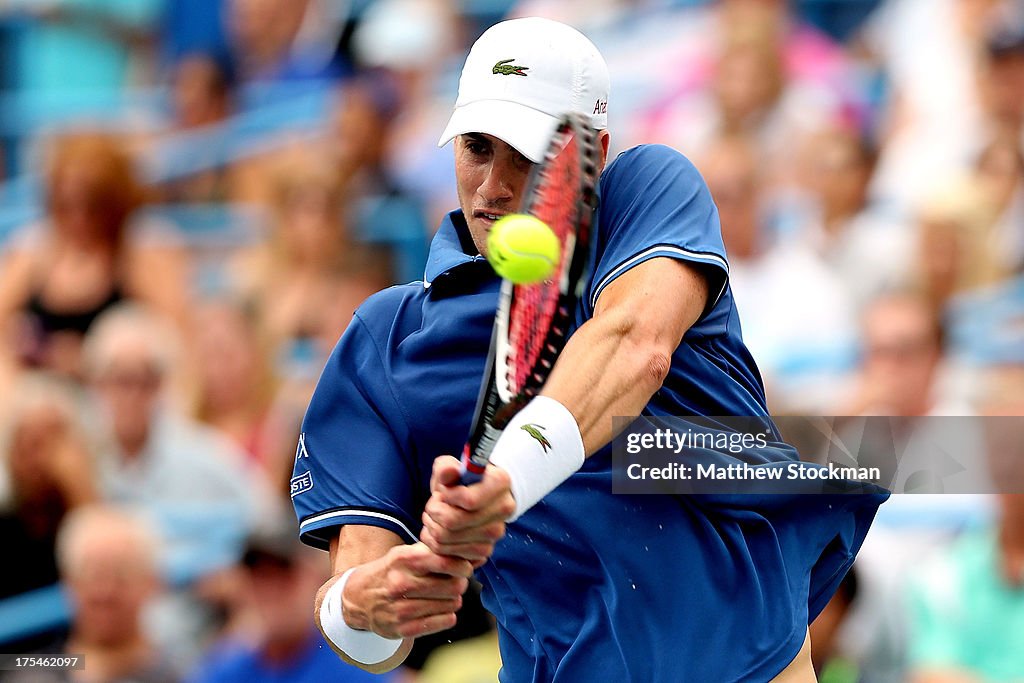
[474,210,507,227]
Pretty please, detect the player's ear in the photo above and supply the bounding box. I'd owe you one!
[597,130,611,170]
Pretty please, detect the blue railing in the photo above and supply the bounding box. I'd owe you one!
[0,584,70,645]
[0,80,333,241]
[0,78,430,282]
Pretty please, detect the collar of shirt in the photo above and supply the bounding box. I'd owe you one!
[423,209,496,297]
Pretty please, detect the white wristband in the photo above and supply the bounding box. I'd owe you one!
[319,567,403,665]
[490,395,585,521]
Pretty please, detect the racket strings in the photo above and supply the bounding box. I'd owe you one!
[507,133,585,396]
[464,116,599,472]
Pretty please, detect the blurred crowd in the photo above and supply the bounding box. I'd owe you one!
[0,0,1022,682]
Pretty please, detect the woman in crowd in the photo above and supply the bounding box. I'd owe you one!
[0,132,189,383]
[230,155,392,373]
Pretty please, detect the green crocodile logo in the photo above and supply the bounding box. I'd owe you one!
[521,424,551,452]
[493,59,529,76]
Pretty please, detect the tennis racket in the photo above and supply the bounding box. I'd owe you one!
[461,112,602,483]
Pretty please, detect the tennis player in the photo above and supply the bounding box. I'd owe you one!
[292,17,887,681]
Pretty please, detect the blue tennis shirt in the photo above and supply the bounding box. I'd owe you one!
[292,145,887,682]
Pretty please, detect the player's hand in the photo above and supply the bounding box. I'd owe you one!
[322,542,472,640]
[420,455,514,567]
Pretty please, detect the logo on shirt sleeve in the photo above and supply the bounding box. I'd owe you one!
[290,470,314,498]
[295,433,310,461]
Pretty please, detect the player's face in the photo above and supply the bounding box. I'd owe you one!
[454,133,533,257]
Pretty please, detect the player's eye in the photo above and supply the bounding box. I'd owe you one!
[513,152,534,173]
[462,135,491,157]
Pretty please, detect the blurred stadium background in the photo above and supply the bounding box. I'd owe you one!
[0,0,1022,681]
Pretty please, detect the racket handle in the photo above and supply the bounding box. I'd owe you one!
[460,445,486,485]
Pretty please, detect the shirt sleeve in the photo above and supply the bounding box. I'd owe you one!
[587,144,729,316]
[292,314,422,549]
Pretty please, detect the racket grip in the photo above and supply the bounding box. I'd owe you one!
[460,444,486,485]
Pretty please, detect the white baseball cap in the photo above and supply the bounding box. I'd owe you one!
[437,17,610,163]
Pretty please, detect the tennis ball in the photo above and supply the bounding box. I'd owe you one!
[487,214,560,284]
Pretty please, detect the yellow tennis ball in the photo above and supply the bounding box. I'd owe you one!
[487,214,560,284]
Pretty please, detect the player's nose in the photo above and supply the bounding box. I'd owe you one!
[477,161,515,204]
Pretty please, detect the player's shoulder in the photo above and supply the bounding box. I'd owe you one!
[598,144,711,218]
[352,281,428,335]
[600,144,707,207]
[604,143,702,179]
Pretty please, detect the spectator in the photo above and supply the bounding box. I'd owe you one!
[900,366,1024,681]
[227,0,305,82]
[713,28,789,145]
[978,19,1024,143]
[637,0,858,170]
[700,133,858,412]
[862,0,1008,210]
[328,76,431,282]
[227,0,346,83]
[832,291,992,682]
[907,473,1024,680]
[6,504,178,683]
[187,522,392,683]
[787,125,913,310]
[82,304,272,577]
[0,373,97,604]
[841,292,951,417]
[699,133,765,263]
[347,0,462,228]
[655,25,796,167]
[973,133,1024,274]
[0,131,189,382]
[914,177,1004,321]
[229,155,392,376]
[331,76,404,203]
[171,52,234,131]
[190,297,297,492]
[81,303,281,669]
[158,52,237,203]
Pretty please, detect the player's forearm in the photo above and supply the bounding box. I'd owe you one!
[315,569,415,674]
[318,527,413,672]
[542,309,674,454]
[542,257,708,455]
[316,527,471,672]
[329,524,405,574]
